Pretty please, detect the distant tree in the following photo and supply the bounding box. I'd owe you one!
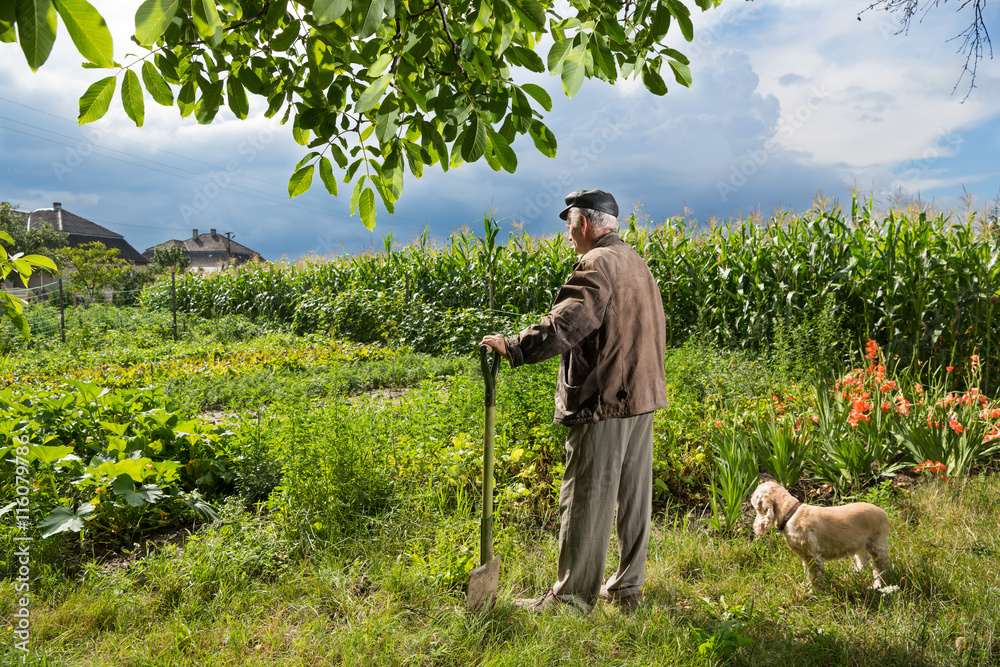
[151,244,191,273]
[0,201,66,263]
[59,242,131,299]
[863,0,993,96]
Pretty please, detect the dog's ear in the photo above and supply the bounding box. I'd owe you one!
[759,489,775,525]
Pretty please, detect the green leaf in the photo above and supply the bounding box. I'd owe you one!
[111,474,164,507]
[270,19,299,50]
[367,52,393,77]
[121,68,145,127]
[355,72,391,114]
[39,503,93,538]
[192,0,223,46]
[226,76,248,119]
[461,114,487,162]
[53,0,112,68]
[313,0,349,26]
[520,83,551,112]
[22,253,57,272]
[528,120,557,158]
[77,75,116,124]
[509,0,545,29]
[292,123,310,146]
[27,443,74,464]
[359,186,376,230]
[194,80,223,124]
[16,0,58,71]
[488,127,517,173]
[668,59,692,87]
[177,79,196,117]
[561,44,586,98]
[0,2,16,40]
[666,0,694,42]
[641,63,668,96]
[357,0,386,39]
[134,0,179,46]
[288,164,314,197]
[318,155,338,196]
[396,73,426,112]
[546,38,572,72]
[141,60,173,105]
[350,176,365,214]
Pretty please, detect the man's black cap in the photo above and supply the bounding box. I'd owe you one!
[559,189,619,220]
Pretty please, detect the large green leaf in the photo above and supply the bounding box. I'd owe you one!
[226,76,248,119]
[318,155,338,196]
[356,72,391,113]
[461,114,487,162]
[194,80,223,124]
[27,443,74,464]
[141,60,173,105]
[53,0,112,67]
[642,63,668,96]
[288,164,314,197]
[111,473,164,507]
[520,83,551,112]
[488,128,517,173]
[134,0,179,46]
[666,0,694,42]
[39,503,93,538]
[121,68,145,127]
[358,186,376,230]
[192,0,223,46]
[16,0,58,71]
[560,44,586,98]
[357,0,386,39]
[77,75,116,124]
[313,0,349,26]
[669,59,693,87]
[528,120,557,158]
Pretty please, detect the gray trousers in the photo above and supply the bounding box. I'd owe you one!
[551,412,654,604]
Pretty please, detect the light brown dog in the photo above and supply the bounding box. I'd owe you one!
[750,481,889,589]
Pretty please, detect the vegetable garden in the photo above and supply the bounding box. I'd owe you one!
[3,200,1000,666]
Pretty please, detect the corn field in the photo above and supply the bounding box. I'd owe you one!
[141,198,1000,388]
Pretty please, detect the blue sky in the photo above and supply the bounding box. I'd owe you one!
[1,0,998,260]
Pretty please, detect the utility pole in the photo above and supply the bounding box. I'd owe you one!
[225,232,233,267]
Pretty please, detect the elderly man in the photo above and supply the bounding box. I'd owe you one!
[480,188,667,613]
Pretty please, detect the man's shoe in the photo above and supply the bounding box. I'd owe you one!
[514,588,590,613]
[601,590,643,614]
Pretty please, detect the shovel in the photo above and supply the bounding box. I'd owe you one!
[468,345,501,611]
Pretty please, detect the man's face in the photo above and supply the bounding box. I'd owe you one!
[565,209,589,254]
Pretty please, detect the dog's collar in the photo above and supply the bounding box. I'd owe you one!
[777,501,802,533]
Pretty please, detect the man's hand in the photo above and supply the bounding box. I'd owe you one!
[479,334,510,361]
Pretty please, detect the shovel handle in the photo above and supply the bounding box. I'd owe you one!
[479,345,500,407]
[478,345,499,566]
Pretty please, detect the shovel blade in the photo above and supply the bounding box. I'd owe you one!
[467,557,501,611]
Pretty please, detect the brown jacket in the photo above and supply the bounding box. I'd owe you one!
[506,232,668,425]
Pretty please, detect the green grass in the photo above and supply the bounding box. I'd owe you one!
[3,477,998,666]
[4,310,1000,666]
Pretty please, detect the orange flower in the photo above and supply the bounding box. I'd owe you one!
[948,416,964,434]
[946,366,954,372]
[881,401,891,412]
[865,340,879,361]
[971,354,980,371]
